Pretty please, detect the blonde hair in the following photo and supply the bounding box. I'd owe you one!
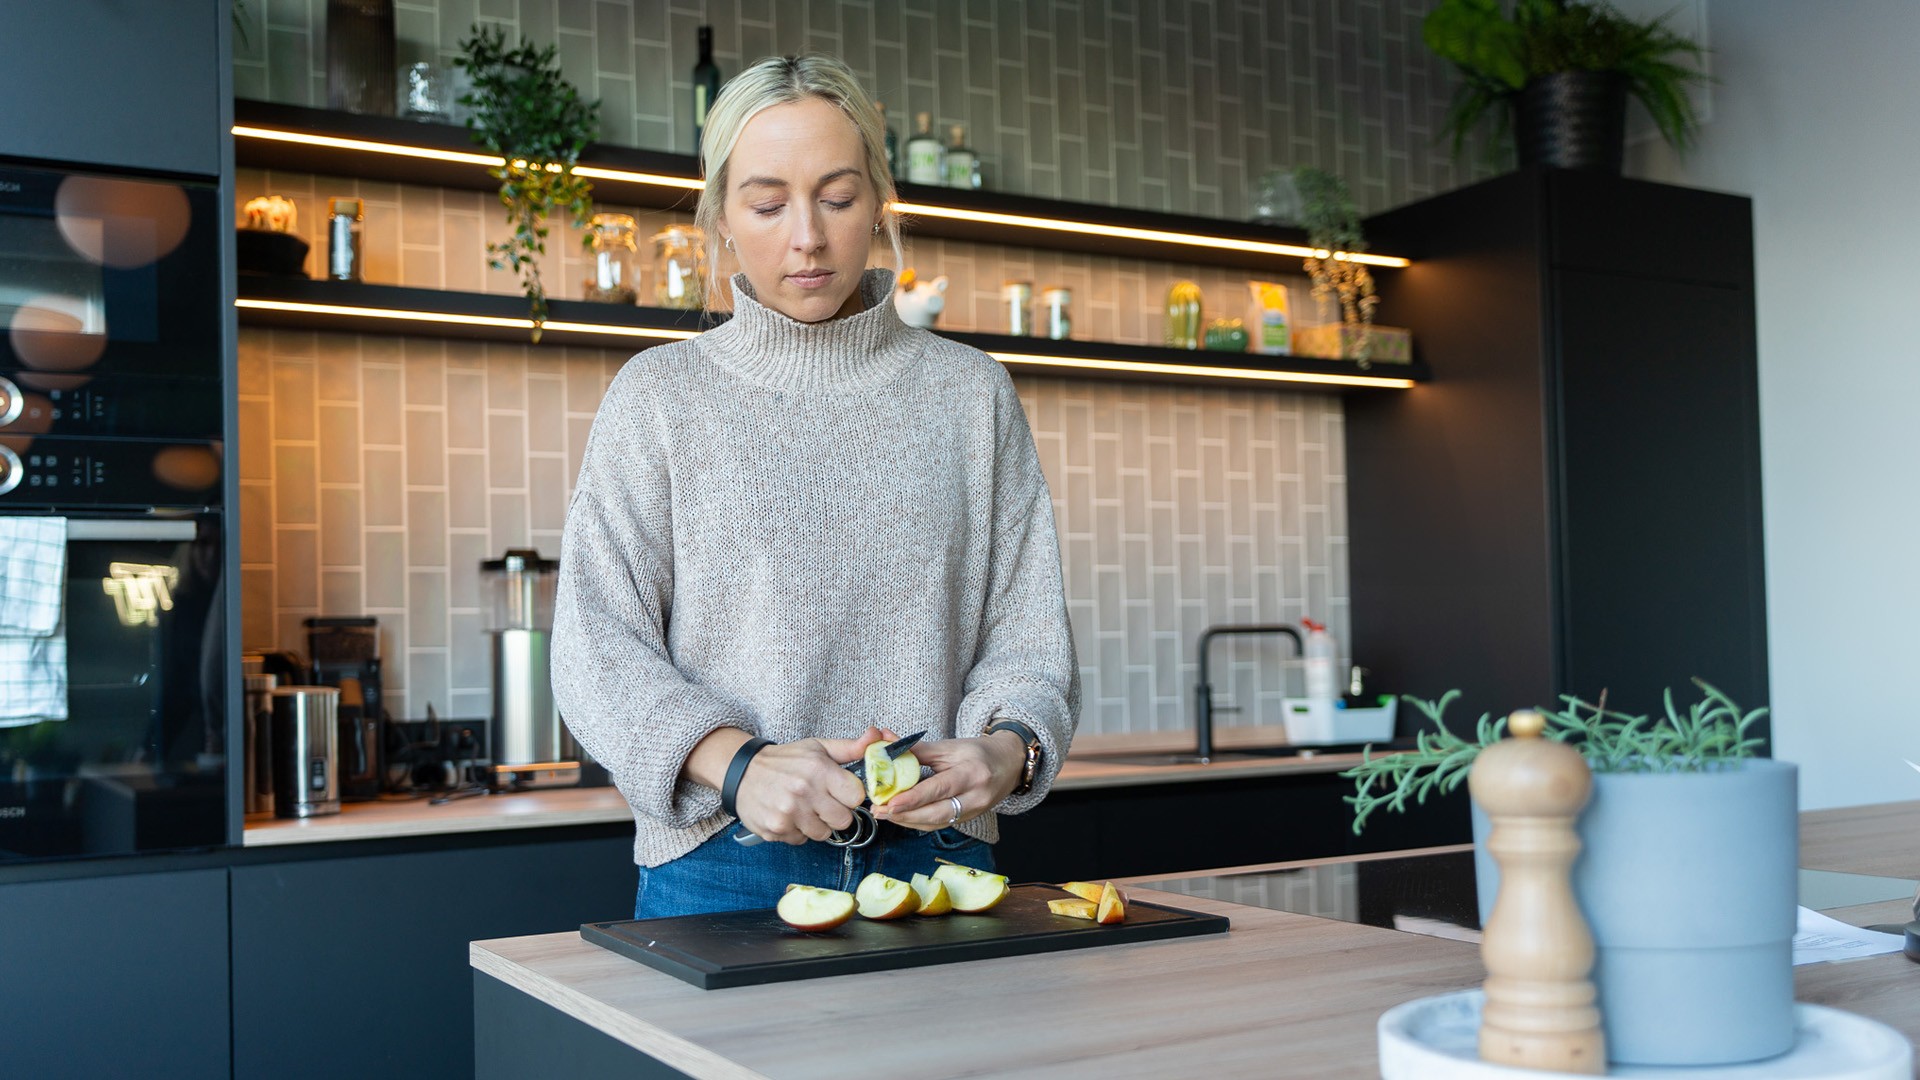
[694,53,904,309]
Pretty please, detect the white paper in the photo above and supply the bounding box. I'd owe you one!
[1793,906,1907,965]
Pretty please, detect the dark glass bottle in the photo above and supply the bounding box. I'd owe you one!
[692,26,722,155]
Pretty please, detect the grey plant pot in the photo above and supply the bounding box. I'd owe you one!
[1472,758,1799,1066]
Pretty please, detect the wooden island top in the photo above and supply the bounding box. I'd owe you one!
[469,802,1920,1079]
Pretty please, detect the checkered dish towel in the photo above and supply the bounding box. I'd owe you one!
[0,517,69,725]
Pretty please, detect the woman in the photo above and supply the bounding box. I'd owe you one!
[552,54,1080,920]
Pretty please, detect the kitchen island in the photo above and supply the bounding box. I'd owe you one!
[469,802,1920,1079]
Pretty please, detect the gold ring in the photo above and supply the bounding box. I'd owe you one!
[946,795,962,828]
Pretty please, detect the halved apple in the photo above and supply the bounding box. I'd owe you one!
[1047,897,1097,919]
[910,872,953,916]
[777,885,857,932]
[931,863,1010,913]
[1095,881,1126,924]
[864,742,921,806]
[855,872,919,920]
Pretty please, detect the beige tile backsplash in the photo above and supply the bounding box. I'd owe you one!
[238,170,1350,740]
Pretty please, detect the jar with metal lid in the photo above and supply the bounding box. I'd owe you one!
[651,225,707,310]
[584,213,639,305]
[1003,281,1034,335]
[326,197,364,281]
[1040,286,1072,340]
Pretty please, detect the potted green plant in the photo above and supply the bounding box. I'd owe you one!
[454,25,600,340]
[1292,167,1378,365]
[1345,681,1798,1067]
[1423,0,1710,172]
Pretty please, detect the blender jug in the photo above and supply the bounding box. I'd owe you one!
[481,549,579,788]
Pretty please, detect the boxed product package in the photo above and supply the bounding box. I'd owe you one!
[1292,323,1413,363]
[1245,280,1291,355]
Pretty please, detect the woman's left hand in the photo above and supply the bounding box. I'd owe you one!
[872,729,1026,831]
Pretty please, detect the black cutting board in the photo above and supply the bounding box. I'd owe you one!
[580,884,1230,990]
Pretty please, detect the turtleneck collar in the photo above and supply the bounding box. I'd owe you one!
[699,268,921,391]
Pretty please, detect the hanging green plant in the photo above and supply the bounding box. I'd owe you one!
[1293,167,1378,366]
[454,25,600,341]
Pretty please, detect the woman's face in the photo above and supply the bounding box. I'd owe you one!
[719,97,879,323]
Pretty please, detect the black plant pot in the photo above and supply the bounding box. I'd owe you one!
[1514,71,1628,173]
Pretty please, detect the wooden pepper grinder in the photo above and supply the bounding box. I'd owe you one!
[1468,709,1606,1073]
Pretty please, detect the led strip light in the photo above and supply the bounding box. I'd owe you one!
[235,299,1414,387]
[231,125,1410,266]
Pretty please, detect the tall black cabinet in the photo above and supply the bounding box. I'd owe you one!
[1347,170,1769,734]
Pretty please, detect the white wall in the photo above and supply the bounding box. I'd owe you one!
[1630,1,1920,809]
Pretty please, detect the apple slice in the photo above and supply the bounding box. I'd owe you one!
[855,872,919,920]
[864,742,921,806]
[1047,898,1097,919]
[1060,881,1104,903]
[931,863,1010,913]
[1095,881,1126,925]
[910,872,953,916]
[1060,880,1129,904]
[777,885,857,932]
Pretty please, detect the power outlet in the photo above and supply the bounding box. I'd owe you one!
[387,718,490,789]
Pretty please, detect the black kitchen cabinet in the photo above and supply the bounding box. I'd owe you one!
[0,868,230,1079]
[994,774,1469,883]
[0,0,226,177]
[229,830,636,1080]
[1347,170,1768,731]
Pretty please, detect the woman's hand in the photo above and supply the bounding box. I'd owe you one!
[872,729,1025,832]
[732,726,896,845]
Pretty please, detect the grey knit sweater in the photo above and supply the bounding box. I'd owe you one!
[552,269,1081,868]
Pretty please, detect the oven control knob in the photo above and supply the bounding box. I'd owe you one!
[0,444,21,496]
[0,375,21,428]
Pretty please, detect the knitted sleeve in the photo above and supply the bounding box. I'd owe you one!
[954,372,1082,813]
[551,367,753,830]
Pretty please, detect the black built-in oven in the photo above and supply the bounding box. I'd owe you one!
[0,160,227,862]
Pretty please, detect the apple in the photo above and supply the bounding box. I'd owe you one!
[910,872,953,916]
[1047,898,1097,919]
[855,872,919,920]
[777,885,857,932]
[864,742,921,805]
[1095,881,1126,924]
[931,863,1010,913]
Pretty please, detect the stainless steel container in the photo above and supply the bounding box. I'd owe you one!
[271,686,341,818]
[482,549,578,787]
[243,672,277,815]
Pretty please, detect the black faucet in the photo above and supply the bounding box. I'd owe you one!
[1194,624,1304,763]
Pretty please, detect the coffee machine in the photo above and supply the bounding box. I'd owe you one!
[481,549,578,789]
[304,616,384,801]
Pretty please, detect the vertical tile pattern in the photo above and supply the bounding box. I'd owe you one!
[237,0,1492,216]
[225,0,1480,733]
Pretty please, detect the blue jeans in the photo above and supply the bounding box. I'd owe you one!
[635,823,996,919]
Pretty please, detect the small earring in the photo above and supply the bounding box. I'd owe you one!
[723,235,735,252]
[872,222,882,235]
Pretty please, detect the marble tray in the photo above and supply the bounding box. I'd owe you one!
[1379,990,1912,1079]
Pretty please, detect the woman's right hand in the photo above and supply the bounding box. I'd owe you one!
[732,726,895,844]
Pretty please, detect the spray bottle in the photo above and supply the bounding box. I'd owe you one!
[1302,618,1337,704]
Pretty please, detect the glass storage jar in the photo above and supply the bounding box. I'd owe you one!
[583,213,639,304]
[651,225,706,310]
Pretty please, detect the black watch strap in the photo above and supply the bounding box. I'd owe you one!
[985,720,1042,796]
[720,737,771,820]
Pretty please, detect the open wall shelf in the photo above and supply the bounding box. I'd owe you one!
[233,277,1427,391]
[232,99,1412,275]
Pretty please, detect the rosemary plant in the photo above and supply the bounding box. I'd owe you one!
[455,25,600,340]
[1343,679,1767,834]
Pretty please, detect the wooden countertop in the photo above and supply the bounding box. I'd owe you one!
[470,801,1920,1078]
[243,745,1370,847]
